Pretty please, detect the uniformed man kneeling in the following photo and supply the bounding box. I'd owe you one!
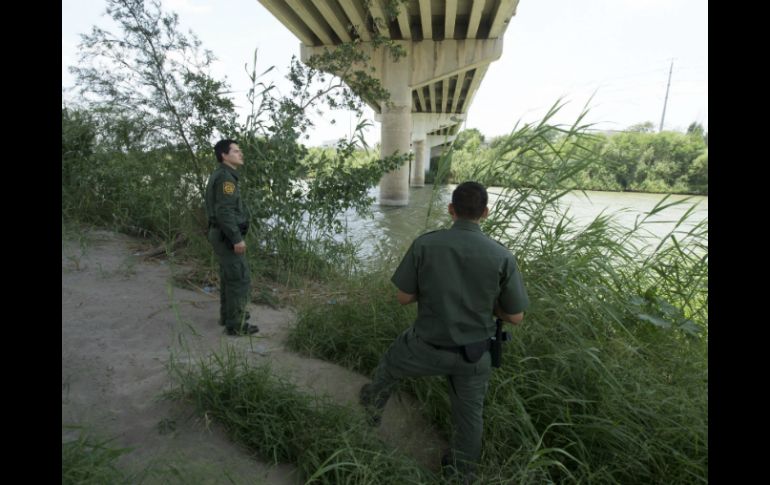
[359,181,529,482]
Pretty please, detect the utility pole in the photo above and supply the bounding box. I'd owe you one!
[659,59,673,132]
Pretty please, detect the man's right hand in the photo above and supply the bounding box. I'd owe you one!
[233,241,246,255]
[396,289,417,305]
[495,302,524,325]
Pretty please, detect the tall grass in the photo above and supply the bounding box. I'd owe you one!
[62,429,131,485]
[61,425,261,484]
[286,101,708,483]
[168,347,436,484]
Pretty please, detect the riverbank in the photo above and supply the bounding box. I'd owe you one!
[62,228,444,482]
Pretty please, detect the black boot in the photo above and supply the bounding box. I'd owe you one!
[226,323,259,336]
[358,384,384,426]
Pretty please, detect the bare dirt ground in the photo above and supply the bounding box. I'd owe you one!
[62,229,446,484]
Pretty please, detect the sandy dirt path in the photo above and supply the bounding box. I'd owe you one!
[62,229,446,483]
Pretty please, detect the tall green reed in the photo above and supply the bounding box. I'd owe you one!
[288,100,707,483]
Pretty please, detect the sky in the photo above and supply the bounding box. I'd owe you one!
[62,0,708,147]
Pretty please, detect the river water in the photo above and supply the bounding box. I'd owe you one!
[336,185,708,261]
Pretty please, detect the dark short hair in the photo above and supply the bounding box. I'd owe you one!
[452,181,488,220]
[214,139,238,163]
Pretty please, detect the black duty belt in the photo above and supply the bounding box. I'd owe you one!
[427,342,465,354]
[426,340,491,354]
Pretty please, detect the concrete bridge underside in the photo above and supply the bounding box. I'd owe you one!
[258,0,520,205]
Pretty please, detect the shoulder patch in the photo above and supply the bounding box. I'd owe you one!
[223,181,236,195]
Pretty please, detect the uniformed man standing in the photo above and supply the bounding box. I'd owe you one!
[205,139,259,336]
[359,181,529,481]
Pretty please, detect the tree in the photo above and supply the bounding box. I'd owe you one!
[687,149,708,195]
[686,122,704,137]
[627,121,655,133]
[453,129,485,151]
[62,105,98,210]
[70,0,237,196]
[687,121,708,147]
[235,53,405,250]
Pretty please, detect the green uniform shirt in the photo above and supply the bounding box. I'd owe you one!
[391,219,529,346]
[205,163,250,245]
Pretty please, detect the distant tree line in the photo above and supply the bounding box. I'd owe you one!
[447,121,708,195]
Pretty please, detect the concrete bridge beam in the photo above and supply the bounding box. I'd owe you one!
[301,39,503,90]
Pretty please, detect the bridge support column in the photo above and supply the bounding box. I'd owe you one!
[378,42,411,206]
[411,138,427,187]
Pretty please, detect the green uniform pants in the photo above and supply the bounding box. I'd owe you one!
[365,327,492,473]
[208,228,251,332]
